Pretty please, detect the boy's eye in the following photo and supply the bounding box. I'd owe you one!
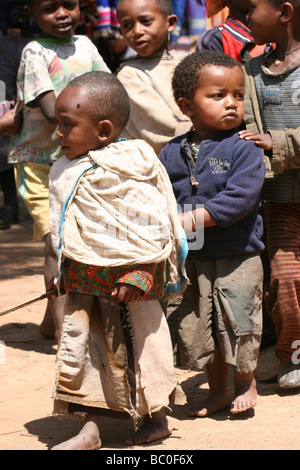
[42,0,77,13]
[142,17,153,25]
[42,4,56,13]
[121,21,132,30]
[63,1,78,10]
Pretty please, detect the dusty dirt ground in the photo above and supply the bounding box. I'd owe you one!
[1,209,300,452]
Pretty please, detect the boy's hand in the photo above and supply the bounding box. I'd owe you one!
[46,275,66,298]
[0,108,23,135]
[178,211,194,235]
[111,283,142,303]
[239,130,273,151]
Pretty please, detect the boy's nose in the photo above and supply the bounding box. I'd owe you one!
[56,6,69,17]
[132,22,143,36]
[225,95,237,107]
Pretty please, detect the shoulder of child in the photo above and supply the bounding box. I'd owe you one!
[216,129,262,154]
[117,49,188,73]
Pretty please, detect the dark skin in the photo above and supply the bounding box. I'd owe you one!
[1,0,81,342]
[226,0,252,25]
[47,84,143,305]
[0,108,23,135]
[49,82,173,449]
[1,0,81,134]
[239,1,300,150]
[24,0,81,124]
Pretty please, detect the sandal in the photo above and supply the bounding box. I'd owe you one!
[278,362,300,389]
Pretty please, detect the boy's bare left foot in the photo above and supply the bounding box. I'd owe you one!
[231,374,257,414]
[188,390,229,418]
[52,418,101,450]
[125,409,172,446]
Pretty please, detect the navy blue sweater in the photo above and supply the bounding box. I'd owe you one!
[159,130,265,259]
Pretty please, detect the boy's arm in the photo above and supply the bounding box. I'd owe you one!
[268,127,300,174]
[243,59,300,175]
[179,208,216,236]
[239,127,300,175]
[0,107,23,135]
[203,140,265,227]
[35,90,57,125]
[111,264,158,302]
[111,284,143,303]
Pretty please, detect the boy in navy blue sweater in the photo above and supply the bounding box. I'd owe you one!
[159,51,265,417]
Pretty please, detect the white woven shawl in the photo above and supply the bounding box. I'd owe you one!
[49,139,188,296]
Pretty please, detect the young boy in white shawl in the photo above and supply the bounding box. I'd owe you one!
[47,71,187,450]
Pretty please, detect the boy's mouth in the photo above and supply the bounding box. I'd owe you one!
[134,40,148,48]
[56,22,72,31]
[223,112,238,122]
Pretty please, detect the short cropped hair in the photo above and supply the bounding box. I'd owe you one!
[268,0,300,11]
[172,50,242,102]
[66,71,130,130]
[117,0,173,17]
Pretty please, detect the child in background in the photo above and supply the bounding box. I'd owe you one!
[239,0,300,389]
[116,0,191,154]
[47,71,187,449]
[159,51,265,416]
[196,0,267,63]
[197,0,277,376]
[5,0,110,343]
[0,5,33,230]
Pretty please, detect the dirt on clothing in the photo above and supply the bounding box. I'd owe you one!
[0,213,300,451]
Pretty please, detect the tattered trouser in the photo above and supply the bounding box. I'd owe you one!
[53,292,186,423]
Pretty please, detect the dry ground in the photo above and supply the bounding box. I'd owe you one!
[0,214,300,452]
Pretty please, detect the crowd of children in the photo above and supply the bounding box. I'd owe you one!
[0,0,300,450]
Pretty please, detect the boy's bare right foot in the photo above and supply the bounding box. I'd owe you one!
[51,418,101,450]
[125,409,172,446]
[188,390,229,417]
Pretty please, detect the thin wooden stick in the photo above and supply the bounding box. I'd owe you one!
[0,290,54,317]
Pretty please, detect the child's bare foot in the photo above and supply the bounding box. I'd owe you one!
[188,390,229,417]
[231,372,257,414]
[51,417,101,450]
[125,409,172,446]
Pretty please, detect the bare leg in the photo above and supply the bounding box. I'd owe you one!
[231,371,257,414]
[125,409,172,446]
[189,351,229,417]
[41,233,64,344]
[52,415,101,450]
[39,302,56,339]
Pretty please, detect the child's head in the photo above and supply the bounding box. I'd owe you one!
[25,0,80,39]
[173,51,244,139]
[55,71,130,160]
[117,0,177,56]
[247,0,300,45]
[206,0,252,17]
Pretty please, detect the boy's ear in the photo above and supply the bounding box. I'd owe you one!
[167,14,178,33]
[177,97,193,118]
[24,5,35,22]
[280,2,294,22]
[98,120,113,143]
